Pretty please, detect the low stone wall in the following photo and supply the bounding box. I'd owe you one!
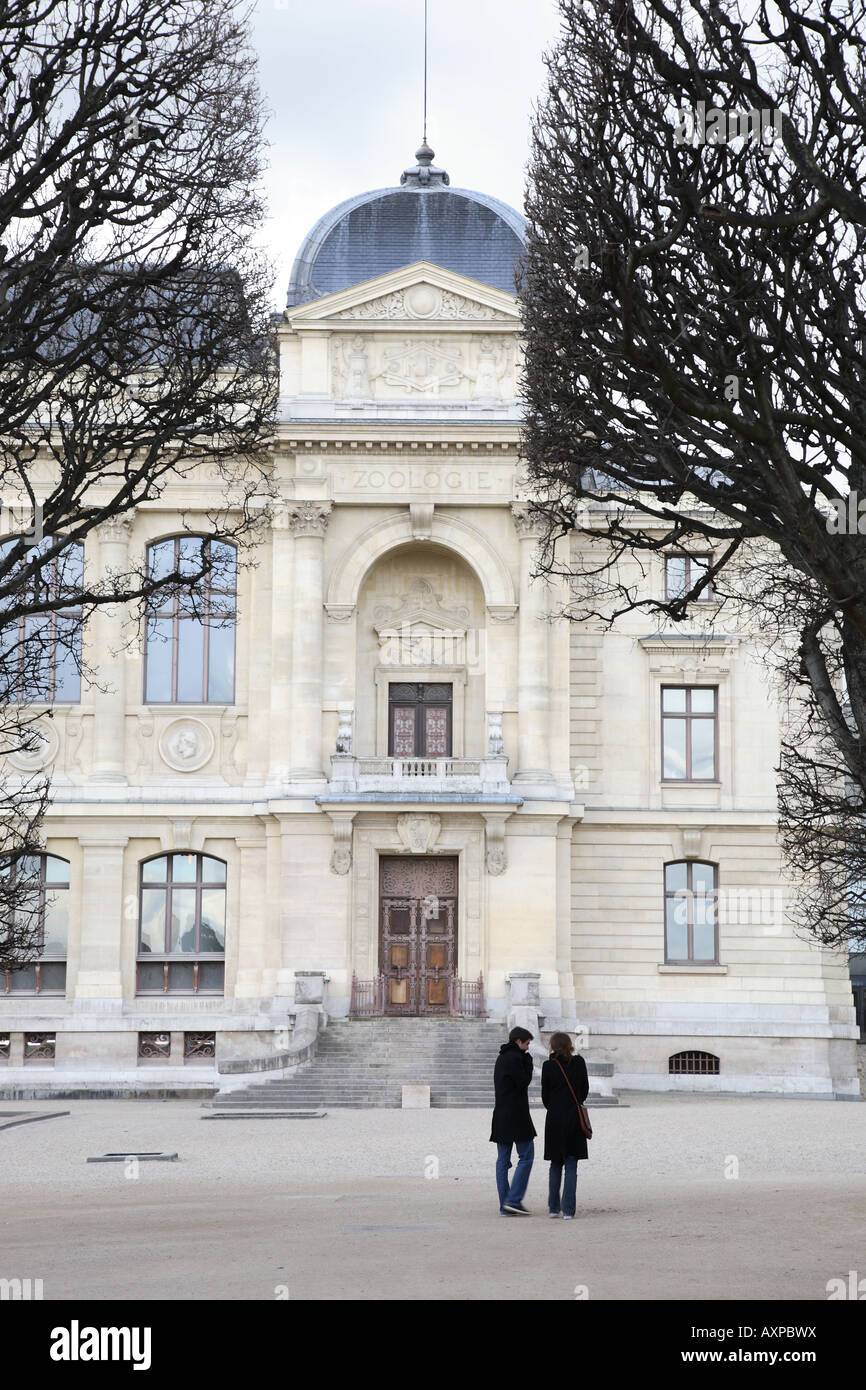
[216,1005,322,1079]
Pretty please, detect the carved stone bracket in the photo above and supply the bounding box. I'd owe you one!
[396,813,441,855]
[486,603,518,623]
[159,819,196,853]
[326,810,356,875]
[681,827,705,860]
[325,603,355,623]
[410,503,434,539]
[482,811,512,876]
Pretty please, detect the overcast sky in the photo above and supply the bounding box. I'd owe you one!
[250,0,563,308]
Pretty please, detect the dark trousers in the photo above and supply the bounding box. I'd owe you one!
[548,1156,578,1216]
[496,1139,534,1209]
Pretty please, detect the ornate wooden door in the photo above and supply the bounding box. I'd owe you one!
[379,856,458,1015]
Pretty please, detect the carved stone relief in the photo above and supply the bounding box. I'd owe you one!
[6,718,58,772]
[377,337,469,395]
[158,718,215,773]
[396,813,442,855]
[374,578,470,667]
[469,337,513,401]
[331,285,513,321]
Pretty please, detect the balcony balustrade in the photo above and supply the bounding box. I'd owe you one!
[328,753,510,795]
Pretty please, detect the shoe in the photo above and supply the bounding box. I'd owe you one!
[563,1215,575,1220]
[499,1208,514,1216]
[548,1211,561,1218]
[503,1202,531,1215]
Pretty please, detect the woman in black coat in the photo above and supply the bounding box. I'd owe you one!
[541,1032,589,1219]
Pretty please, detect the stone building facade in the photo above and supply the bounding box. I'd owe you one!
[0,146,858,1096]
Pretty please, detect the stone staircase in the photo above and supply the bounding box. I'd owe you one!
[204,1019,619,1111]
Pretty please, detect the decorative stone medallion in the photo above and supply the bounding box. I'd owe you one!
[6,718,58,772]
[404,283,442,318]
[159,718,214,773]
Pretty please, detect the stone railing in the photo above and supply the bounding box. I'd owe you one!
[328,753,510,795]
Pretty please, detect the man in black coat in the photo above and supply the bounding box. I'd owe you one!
[490,1026,536,1214]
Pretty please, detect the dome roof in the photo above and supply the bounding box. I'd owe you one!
[286,145,526,307]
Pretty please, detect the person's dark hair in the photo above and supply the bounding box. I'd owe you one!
[508,1026,533,1044]
[549,1031,574,1060]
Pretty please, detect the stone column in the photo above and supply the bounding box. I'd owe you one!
[72,834,129,1003]
[233,837,268,1001]
[91,514,133,783]
[268,503,294,784]
[286,502,331,782]
[511,505,554,790]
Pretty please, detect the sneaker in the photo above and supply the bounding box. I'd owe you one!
[563,1214,575,1220]
[548,1211,561,1219]
[499,1208,514,1216]
[503,1202,531,1215]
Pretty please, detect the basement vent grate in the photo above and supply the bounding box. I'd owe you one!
[669,1051,720,1075]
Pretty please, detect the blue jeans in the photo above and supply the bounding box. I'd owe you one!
[496,1139,534,1209]
[548,1156,578,1216]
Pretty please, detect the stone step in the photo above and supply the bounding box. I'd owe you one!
[215,1017,619,1109]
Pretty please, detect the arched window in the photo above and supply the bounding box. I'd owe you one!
[0,537,83,702]
[1,853,69,994]
[664,860,718,963]
[137,852,226,994]
[144,537,236,703]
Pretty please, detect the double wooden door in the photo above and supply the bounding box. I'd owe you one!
[379,856,458,1015]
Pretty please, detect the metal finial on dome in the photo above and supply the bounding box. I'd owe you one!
[401,0,449,186]
[401,138,450,187]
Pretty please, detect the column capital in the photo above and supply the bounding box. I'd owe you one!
[95,511,135,546]
[285,501,332,538]
[511,503,547,540]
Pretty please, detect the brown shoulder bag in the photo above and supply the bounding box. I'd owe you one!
[555,1058,593,1140]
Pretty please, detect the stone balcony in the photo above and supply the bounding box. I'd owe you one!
[328,753,511,796]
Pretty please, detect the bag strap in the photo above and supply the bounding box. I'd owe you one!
[555,1057,584,1111]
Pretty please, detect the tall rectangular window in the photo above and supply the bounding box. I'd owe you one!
[0,538,83,702]
[662,686,717,780]
[144,537,236,704]
[665,554,713,601]
[388,683,452,757]
[665,861,718,963]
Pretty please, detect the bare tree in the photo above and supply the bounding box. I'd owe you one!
[519,0,866,949]
[0,0,276,969]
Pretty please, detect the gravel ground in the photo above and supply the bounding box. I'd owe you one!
[1,1093,864,1301]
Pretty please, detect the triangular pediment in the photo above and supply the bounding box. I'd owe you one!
[373,579,471,636]
[286,262,519,326]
